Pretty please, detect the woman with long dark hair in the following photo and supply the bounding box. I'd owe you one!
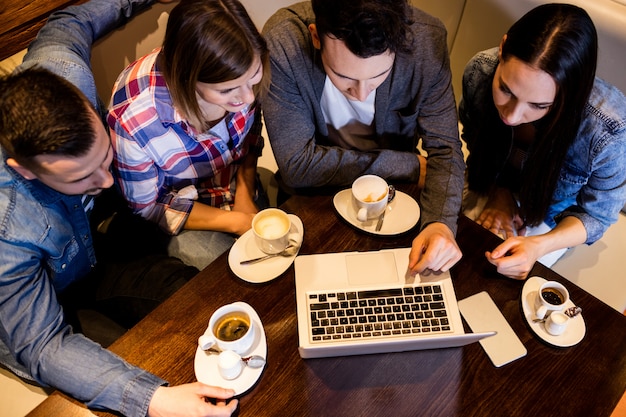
[460,3,626,279]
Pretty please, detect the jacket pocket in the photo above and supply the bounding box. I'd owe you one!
[47,237,80,274]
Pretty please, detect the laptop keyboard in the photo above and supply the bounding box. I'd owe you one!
[307,284,453,343]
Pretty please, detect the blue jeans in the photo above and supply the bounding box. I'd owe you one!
[167,176,270,270]
[168,230,235,270]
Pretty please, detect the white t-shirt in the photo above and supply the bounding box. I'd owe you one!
[320,76,376,150]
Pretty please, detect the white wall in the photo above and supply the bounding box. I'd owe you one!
[447,0,626,102]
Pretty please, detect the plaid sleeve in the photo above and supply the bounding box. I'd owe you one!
[109,117,194,235]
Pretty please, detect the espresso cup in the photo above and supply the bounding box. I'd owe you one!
[544,311,569,336]
[351,175,389,222]
[198,303,256,355]
[252,208,299,254]
[535,281,569,320]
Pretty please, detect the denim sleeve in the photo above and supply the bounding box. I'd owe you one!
[0,237,166,417]
[558,131,626,243]
[17,0,155,116]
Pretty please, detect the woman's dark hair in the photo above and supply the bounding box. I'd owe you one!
[506,3,597,225]
[161,0,269,129]
[311,0,414,57]
[470,3,597,226]
[0,67,96,172]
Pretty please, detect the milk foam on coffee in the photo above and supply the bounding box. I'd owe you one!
[254,214,289,239]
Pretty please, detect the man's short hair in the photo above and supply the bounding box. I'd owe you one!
[311,0,414,57]
[0,67,97,171]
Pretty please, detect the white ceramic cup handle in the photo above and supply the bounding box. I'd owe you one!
[357,207,368,222]
[536,305,548,320]
[198,334,216,351]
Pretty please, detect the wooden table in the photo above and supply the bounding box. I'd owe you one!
[28,184,626,417]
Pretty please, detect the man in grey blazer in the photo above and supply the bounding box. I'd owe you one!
[262,0,465,275]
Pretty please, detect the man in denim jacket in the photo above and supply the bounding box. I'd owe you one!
[0,0,237,415]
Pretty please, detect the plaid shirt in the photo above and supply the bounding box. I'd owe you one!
[107,49,263,235]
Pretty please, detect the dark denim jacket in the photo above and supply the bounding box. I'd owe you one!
[459,48,626,244]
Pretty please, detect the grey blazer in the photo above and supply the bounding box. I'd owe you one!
[262,1,465,233]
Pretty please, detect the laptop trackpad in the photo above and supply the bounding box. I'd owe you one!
[345,252,399,286]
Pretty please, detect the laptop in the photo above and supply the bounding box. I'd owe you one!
[294,247,496,359]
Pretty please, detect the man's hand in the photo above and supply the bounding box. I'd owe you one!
[148,383,238,417]
[408,222,462,275]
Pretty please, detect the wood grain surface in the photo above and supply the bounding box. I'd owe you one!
[28,183,626,417]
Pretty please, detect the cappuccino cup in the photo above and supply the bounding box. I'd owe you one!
[198,303,256,355]
[351,175,389,222]
[535,281,569,320]
[252,208,299,254]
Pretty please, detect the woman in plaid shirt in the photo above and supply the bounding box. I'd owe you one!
[108,0,270,269]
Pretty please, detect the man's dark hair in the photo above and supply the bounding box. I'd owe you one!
[311,0,414,57]
[0,67,96,170]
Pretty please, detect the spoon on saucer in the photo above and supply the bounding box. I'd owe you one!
[375,185,396,232]
[205,347,266,369]
[240,244,299,265]
[532,306,582,323]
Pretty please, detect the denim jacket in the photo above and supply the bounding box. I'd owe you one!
[459,48,626,244]
[0,1,165,416]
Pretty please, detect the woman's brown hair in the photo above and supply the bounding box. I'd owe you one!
[160,0,270,130]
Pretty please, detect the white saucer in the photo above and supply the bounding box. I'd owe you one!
[521,276,586,348]
[194,302,267,395]
[228,214,303,283]
[333,189,420,235]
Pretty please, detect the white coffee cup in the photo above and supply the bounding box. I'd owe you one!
[535,281,569,320]
[252,208,299,254]
[351,175,389,222]
[544,311,569,336]
[198,303,256,355]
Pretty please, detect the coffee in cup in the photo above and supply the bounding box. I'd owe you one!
[198,303,256,355]
[252,208,299,254]
[214,312,250,342]
[541,287,566,306]
[351,175,389,222]
[535,281,569,320]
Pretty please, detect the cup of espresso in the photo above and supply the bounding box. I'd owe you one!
[535,281,570,320]
[351,175,389,222]
[252,208,299,254]
[198,303,256,355]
